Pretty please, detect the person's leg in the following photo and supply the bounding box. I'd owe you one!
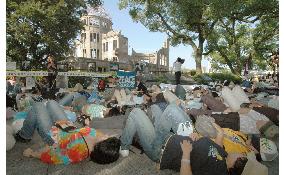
[18,102,55,145]
[155,103,191,134]
[177,71,181,85]
[150,104,163,126]
[46,100,68,122]
[120,89,127,104]
[113,89,122,106]
[175,72,178,85]
[58,93,74,106]
[120,108,159,161]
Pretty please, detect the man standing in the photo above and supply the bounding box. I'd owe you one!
[47,55,57,89]
[173,57,184,85]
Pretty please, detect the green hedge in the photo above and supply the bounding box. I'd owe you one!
[68,77,98,89]
[193,73,242,84]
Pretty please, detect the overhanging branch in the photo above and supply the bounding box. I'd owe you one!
[156,12,197,50]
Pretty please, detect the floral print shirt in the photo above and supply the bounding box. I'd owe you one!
[41,127,96,165]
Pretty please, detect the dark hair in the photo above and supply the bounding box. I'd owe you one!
[223,81,230,87]
[211,91,219,98]
[193,87,200,91]
[155,93,166,103]
[106,100,118,108]
[107,106,121,117]
[90,137,121,164]
[240,103,250,108]
[177,57,185,64]
[228,157,248,175]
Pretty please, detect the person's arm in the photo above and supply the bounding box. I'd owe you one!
[23,146,50,159]
[212,123,224,147]
[180,140,193,175]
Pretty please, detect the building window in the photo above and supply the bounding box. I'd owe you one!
[113,57,118,62]
[90,33,96,42]
[83,49,86,57]
[103,43,105,52]
[81,33,86,42]
[113,40,117,50]
[97,49,99,59]
[97,33,99,43]
[82,19,87,25]
[106,42,108,51]
[91,49,96,58]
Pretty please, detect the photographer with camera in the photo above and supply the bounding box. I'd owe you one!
[172,57,184,85]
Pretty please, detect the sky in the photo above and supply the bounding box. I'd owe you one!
[103,0,209,70]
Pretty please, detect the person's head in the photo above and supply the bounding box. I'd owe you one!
[223,80,230,87]
[177,57,182,62]
[227,154,248,175]
[104,106,121,117]
[90,137,121,164]
[47,55,54,63]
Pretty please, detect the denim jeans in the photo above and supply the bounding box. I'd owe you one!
[58,93,76,106]
[120,103,191,162]
[18,100,68,145]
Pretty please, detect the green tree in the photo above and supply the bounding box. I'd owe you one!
[119,0,221,74]
[7,0,102,70]
[205,0,278,75]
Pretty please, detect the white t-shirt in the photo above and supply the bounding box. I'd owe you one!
[173,62,182,72]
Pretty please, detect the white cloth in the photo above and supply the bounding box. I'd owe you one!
[232,85,250,104]
[6,124,16,151]
[173,62,182,72]
[221,86,242,112]
[163,89,179,104]
[268,96,279,110]
[239,110,270,134]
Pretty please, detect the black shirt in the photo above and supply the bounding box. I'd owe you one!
[137,82,148,95]
[191,137,228,175]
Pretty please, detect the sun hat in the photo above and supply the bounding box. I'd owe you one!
[259,138,278,161]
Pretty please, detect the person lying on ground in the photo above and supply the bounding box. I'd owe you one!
[180,133,268,175]
[193,118,278,162]
[119,104,268,175]
[119,103,192,160]
[15,100,121,165]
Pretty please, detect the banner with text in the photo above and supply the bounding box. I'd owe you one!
[117,71,136,89]
[6,71,111,77]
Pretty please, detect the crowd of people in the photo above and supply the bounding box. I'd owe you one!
[6,70,279,175]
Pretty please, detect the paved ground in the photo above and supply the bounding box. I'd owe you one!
[6,114,279,175]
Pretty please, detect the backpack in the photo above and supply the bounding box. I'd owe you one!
[98,80,106,91]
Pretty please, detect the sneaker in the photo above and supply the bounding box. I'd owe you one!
[14,132,31,143]
[119,146,129,157]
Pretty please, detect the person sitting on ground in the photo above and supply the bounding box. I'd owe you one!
[15,100,121,165]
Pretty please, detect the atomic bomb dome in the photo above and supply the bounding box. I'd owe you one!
[86,6,112,21]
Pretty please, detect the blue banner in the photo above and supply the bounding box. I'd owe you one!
[117,71,136,89]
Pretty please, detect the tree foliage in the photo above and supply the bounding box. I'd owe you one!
[205,0,278,75]
[119,0,278,75]
[7,0,102,69]
[119,0,222,74]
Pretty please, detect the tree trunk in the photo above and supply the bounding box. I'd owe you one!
[195,50,202,74]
